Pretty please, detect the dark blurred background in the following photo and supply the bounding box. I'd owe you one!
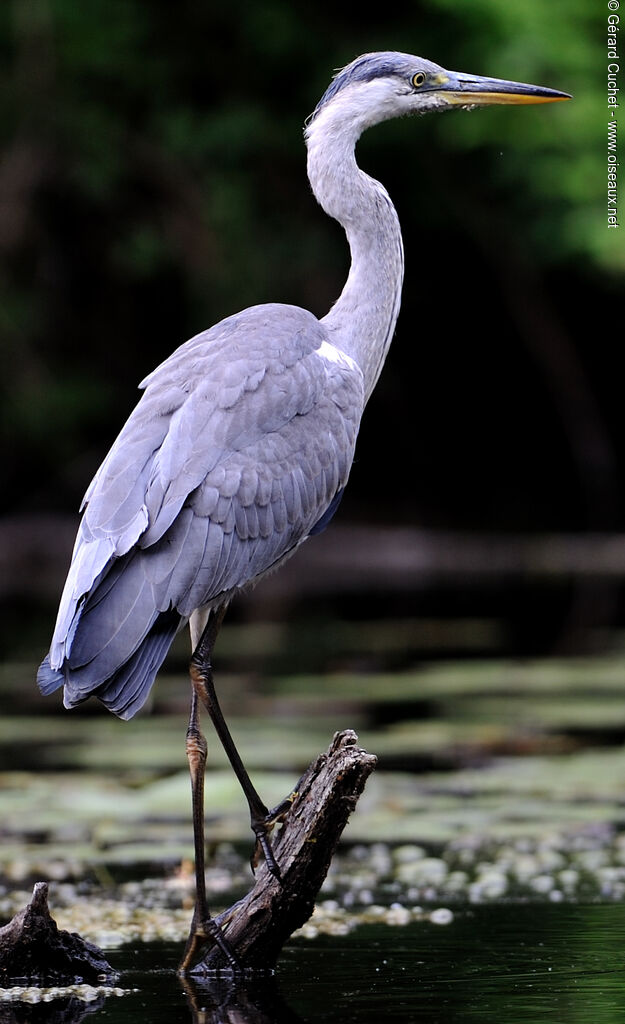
[1,0,623,671]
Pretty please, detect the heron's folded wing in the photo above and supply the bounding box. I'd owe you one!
[46,304,364,694]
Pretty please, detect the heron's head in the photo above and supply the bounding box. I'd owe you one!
[306,51,570,140]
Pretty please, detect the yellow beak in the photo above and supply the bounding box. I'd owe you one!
[440,71,571,107]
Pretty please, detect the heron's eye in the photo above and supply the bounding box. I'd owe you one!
[412,71,427,88]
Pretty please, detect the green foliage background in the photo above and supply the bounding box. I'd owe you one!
[0,0,620,531]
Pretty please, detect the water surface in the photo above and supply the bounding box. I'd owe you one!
[11,904,620,1024]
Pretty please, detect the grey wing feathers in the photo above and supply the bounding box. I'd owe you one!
[39,303,364,718]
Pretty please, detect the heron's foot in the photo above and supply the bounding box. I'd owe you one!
[250,789,300,878]
[178,914,242,976]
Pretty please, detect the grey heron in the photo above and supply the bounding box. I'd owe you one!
[38,51,569,971]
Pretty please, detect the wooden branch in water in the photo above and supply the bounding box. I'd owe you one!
[0,882,114,985]
[191,729,377,974]
[0,732,375,982]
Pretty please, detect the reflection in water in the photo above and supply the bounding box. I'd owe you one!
[4,905,625,1023]
[0,996,105,1024]
[180,974,303,1024]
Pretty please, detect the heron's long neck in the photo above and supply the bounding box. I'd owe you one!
[306,120,404,403]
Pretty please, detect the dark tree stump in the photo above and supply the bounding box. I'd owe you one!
[191,729,377,974]
[0,882,114,985]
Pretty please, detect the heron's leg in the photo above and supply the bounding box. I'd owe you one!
[192,607,293,879]
[178,686,240,975]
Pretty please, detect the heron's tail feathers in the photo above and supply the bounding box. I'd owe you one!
[37,606,182,719]
[86,607,181,720]
[37,656,64,695]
